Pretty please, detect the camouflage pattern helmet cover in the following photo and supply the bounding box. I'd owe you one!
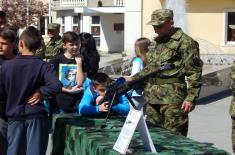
[48,23,60,30]
[147,9,173,26]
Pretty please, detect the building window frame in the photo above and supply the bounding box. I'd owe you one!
[72,14,81,34]
[61,16,65,34]
[224,10,235,45]
[91,16,101,47]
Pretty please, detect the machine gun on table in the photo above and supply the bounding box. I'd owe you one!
[101,63,175,120]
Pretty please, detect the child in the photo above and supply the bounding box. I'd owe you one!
[0,26,62,155]
[130,37,150,110]
[50,31,86,113]
[131,37,150,76]
[78,72,130,116]
[0,28,18,155]
[0,29,17,62]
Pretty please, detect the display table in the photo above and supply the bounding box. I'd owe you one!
[51,114,228,155]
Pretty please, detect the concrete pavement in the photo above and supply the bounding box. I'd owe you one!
[188,95,233,154]
[99,52,123,68]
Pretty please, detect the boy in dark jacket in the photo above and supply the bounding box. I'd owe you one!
[0,28,18,155]
[0,26,62,155]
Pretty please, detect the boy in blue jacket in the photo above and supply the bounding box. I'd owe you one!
[0,26,62,155]
[79,72,130,116]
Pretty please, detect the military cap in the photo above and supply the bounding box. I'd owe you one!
[147,9,173,26]
[48,23,60,30]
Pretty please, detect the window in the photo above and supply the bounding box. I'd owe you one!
[73,15,80,34]
[91,26,100,35]
[61,16,65,33]
[91,16,101,47]
[94,37,100,47]
[92,16,100,24]
[226,11,235,44]
[73,16,79,24]
[114,23,124,31]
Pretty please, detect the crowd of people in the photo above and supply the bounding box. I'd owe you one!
[0,8,234,155]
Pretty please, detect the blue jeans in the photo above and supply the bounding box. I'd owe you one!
[7,117,49,155]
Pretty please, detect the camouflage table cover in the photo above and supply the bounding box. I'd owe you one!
[51,114,229,155]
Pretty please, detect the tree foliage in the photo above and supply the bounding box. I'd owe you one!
[1,0,48,29]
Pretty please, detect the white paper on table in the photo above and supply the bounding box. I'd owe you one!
[113,109,142,154]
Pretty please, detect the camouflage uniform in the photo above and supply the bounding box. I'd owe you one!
[35,38,47,59]
[36,23,63,60]
[132,9,203,136]
[45,35,63,60]
[230,65,235,153]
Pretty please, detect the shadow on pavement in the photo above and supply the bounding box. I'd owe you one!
[197,90,232,105]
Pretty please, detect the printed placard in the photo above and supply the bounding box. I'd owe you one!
[113,109,142,154]
[59,64,77,88]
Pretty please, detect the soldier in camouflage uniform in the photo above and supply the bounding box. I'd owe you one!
[230,65,235,153]
[131,9,203,136]
[38,23,63,61]
[35,38,46,59]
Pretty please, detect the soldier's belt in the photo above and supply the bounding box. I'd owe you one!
[150,77,184,85]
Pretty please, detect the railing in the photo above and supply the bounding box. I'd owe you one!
[114,0,125,6]
[60,0,87,7]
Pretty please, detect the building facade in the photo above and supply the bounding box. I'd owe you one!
[47,0,235,58]
[142,0,235,56]
[50,0,126,52]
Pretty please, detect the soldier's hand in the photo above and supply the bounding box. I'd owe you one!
[181,101,195,113]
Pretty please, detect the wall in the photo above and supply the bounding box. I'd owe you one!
[124,0,142,56]
[100,14,124,52]
[142,0,235,54]
[142,0,163,40]
[187,0,235,54]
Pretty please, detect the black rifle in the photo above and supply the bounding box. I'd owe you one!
[103,63,175,121]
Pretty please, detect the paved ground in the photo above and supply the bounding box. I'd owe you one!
[188,95,233,154]
[99,52,123,68]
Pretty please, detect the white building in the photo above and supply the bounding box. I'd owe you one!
[48,0,142,55]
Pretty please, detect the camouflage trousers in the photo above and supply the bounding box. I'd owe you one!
[147,103,188,136]
[231,117,235,153]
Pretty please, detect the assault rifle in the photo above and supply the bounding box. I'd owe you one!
[102,63,175,121]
